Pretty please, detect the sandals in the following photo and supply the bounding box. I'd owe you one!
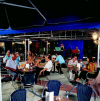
[76,78,79,82]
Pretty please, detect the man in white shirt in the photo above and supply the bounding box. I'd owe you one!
[5,54,18,81]
[35,55,53,84]
[67,56,78,81]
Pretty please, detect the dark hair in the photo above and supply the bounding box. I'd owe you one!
[87,55,93,63]
[72,55,77,58]
[46,53,50,56]
[48,55,51,60]
[56,52,60,55]
[43,52,46,55]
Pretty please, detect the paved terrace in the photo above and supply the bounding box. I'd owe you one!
[1,61,100,101]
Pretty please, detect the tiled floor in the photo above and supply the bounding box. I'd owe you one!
[1,61,100,101]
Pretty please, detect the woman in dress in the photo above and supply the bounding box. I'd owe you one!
[76,55,96,85]
[26,55,35,67]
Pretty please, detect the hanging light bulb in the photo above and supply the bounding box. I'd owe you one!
[92,32,98,40]
[23,41,25,44]
[94,40,98,45]
[47,42,50,45]
[29,41,32,44]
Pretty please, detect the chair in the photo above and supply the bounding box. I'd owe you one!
[60,63,67,68]
[1,68,15,88]
[86,67,100,97]
[10,88,42,101]
[10,89,26,101]
[42,80,68,98]
[86,67,100,83]
[66,84,96,101]
[21,73,35,90]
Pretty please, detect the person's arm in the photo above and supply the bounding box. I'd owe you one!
[67,64,73,68]
[63,46,64,49]
[67,64,77,68]
[5,66,16,72]
[82,62,87,69]
[83,63,93,72]
[19,56,21,61]
[39,68,47,75]
[78,49,80,53]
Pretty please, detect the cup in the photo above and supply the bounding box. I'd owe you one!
[56,96,63,101]
[21,63,24,67]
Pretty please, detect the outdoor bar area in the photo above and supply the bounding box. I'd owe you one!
[0,0,100,101]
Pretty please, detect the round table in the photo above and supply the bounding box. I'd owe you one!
[18,68,36,74]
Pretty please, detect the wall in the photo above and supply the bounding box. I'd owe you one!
[58,40,83,59]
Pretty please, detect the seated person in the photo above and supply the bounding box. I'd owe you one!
[76,55,96,85]
[29,51,35,61]
[35,55,53,84]
[36,52,46,67]
[5,54,18,81]
[67,56,78,81]
[26,55,35,67]
[4,50,12,62]
[55,52,65,74]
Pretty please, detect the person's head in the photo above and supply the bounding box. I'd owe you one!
[76,46,78,49]
[12,54,17,60]
[28,55,32,60]
[72,56,77,62]
[46,55,51,61]
[29,51,32,54]
[7,50,10,53]
[56,52,59,56]
[7,51,10,57]
[15,52,19,57]
[87,55,93,63]
[61,44,63,46]
[43,52,46,55]
[46,53,50,56]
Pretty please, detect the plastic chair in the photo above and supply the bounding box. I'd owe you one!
[60,63,67,68]
[10,88,42,101]
[1,69,15,88]
[42,80,68,98]
[66,84,96,101]
[86,67,100,97]
[10,89,26,101]
[86,67,100,82]
[21,73,35,90]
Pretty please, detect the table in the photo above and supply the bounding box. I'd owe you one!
[17,68,36,86]
[18,68,36,74]
[39,96,72,101]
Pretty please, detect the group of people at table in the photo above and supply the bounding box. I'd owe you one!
[3,49,96,85]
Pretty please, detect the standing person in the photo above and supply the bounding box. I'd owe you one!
[75,46,80,59]
[67,56,78,81]
[60,43,65,57]
[5,54,18,81]
[35,55,53,84]
[15,52,20,68]
[76,55,96,85]
[55,52,65,74]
